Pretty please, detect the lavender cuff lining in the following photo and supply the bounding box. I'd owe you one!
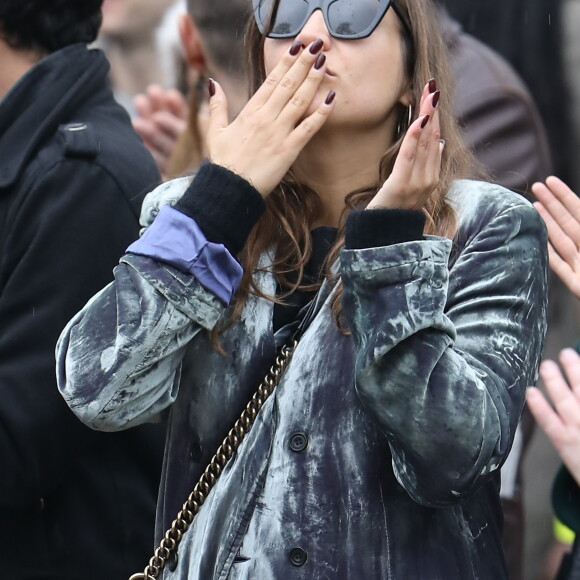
[127,205,242,304]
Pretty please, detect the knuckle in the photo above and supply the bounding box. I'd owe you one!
[291,95,305,108]
[300,119,315,135]
[295,56,313,72]
[280,76,295,90]
[208,100,221,113]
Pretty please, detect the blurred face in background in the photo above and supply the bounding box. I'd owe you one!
[101,0,176,40]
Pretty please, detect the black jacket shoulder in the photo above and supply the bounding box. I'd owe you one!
[0,44,163,580]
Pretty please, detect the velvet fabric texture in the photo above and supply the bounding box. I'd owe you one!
[58,176,548,579]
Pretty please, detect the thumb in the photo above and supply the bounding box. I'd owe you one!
[206,78,229,137]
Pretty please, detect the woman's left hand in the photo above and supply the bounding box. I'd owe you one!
[367,81,443,210]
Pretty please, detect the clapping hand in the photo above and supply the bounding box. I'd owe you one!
[532,176,580,298]
[132,84,189,178]
[527,349,580,486]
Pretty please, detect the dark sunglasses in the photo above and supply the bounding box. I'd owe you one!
[252,0,409,40]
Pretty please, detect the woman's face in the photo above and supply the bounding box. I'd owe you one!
[263,4,412,134]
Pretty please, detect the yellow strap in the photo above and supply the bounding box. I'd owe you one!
[554,517,576,546]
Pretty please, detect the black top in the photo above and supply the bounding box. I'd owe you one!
[273,226,338,334]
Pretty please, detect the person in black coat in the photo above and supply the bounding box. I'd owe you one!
[0,2,164,578]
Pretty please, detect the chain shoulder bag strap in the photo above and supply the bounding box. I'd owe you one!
[129,278,335,580]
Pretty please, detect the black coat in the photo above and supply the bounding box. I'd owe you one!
[0,44,164,579]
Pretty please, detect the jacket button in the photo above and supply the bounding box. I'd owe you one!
[65,122,87,131]
[289,432,308,453]
[289,547,308,567]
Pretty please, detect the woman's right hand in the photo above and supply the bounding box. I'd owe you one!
[205,39,336,198]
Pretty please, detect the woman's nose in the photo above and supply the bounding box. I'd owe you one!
[296,9,331,50]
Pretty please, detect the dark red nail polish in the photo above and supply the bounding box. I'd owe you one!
[309,38,324,54]
[420,114,430,129]
[289,40,304,56]
[314,53,326,70]
[432,90,440,108]
[208,78,216,97]
[428,78,437,93]
[325,90,336,105]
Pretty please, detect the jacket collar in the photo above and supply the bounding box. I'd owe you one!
[0,44,109,189]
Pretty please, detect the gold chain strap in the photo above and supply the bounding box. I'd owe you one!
[129,340,298,580]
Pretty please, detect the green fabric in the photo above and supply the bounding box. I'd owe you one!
[549,342,580,533]
[553,465,580,533]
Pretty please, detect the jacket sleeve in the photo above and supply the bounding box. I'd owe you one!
[0,160,145,508]
[340,202,548,507]
[57,252,227,430]
[57,165,264,431]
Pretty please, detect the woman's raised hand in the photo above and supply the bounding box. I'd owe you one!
[367,80,443,210]
[205,39,336,198]
[532,176,580,299]
[527,349,580,486]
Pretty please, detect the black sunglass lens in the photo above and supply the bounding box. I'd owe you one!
[328,0,385,37]
[257,0,273,31]
[259,0,310,37]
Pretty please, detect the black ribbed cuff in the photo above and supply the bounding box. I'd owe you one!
[345,209,426,249]
[174,162,266,255]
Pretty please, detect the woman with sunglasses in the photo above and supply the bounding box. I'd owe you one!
[57,0,548,577]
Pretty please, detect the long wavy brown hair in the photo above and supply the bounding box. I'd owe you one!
[220,0,483,334]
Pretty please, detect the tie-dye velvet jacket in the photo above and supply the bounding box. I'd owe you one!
[57,176,547,579]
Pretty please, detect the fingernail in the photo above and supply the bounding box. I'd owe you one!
[420,114,430,129]
[289,40,304,56]
[208,78,216,97]
[428,78,437,93]
[314,53,326,70]
[309,38,324,54]
[432,90,440,108]
[325,90,336,105]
